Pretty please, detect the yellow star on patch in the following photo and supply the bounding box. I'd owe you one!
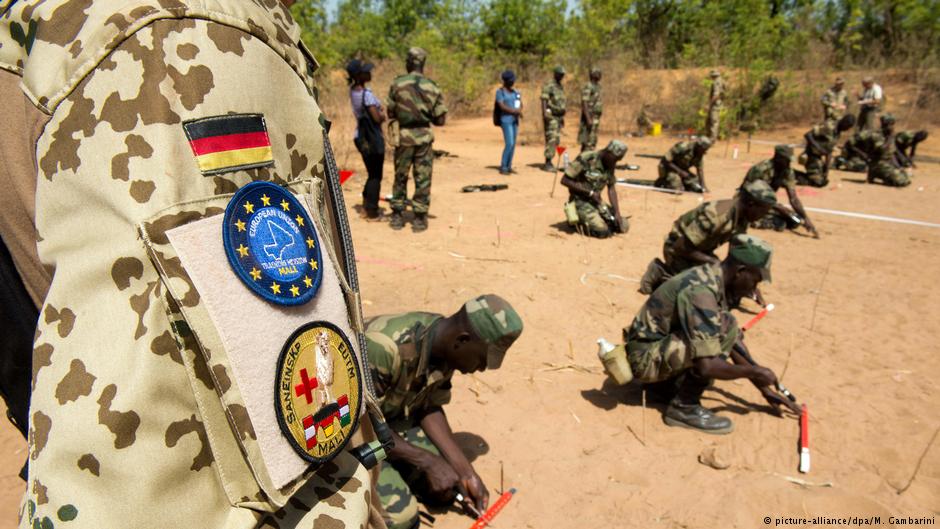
[243,201,254,214]
[280,199,290,211]
[290,285,300,297]
[309,259,319,270]
[234,219,246,232]
[306,237,315,248]
[236,244,249,257]
[249,267,262,281]
[295,215,305,227]
[270,282,281,294]
[303,275,313,288]
[260,194,271,206]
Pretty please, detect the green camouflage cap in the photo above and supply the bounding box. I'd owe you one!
[553,65,566,75]
[741,179,777,206]
[880,113,896,126]
[729,233,773,282]
[695,136,714,149]
[774,144,794,160]
[589,67,602,76]
[463,294,523,369]
[407,47,428,64]
[709,69,720,78]
[605,139,627,158]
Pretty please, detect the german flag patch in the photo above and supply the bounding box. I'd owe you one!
[183,114,274,175]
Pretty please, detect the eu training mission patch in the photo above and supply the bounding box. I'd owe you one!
[183,114,274,175]
[222,181,322,306]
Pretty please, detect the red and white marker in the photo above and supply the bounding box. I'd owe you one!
[742,303,775,332]
[469,488,516,529]
[799,404,810,473]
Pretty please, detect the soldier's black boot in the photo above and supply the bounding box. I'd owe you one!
[543,159,554,172]
[412,213,428,233]
[663,371,733,435]
[638,258,666,295]
[389,211,405,230]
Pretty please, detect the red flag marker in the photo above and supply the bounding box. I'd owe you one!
[741,303,775,332]
[799,405,810,473]
[556,146,566,156]
[469,488,516,529]
[339,170,354,185]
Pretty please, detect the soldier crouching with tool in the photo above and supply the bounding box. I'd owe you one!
[605,235,799,434]
[366,295,523,528]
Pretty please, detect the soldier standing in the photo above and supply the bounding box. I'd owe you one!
[705,70,724,140]
[578,68,603,152]
[560,140,630,238]
[541,66,567,171]
[367,295,523,529]
[796,115,856,187]
[655,137,714,193]
[623,235,799,434]
[387,47,448,232]
[638,181,776,295]
[857,76,884,131]
[746,145,820,237]
[821,77,849,124]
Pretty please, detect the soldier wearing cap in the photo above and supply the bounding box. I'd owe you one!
[796,115,856,188]
[745,145,820,237]
[560,140,630,237]
[894,129,929,169]
[387,47,449,232]
[705,70,724,140]
[821,77,849,124]
[857,76,884,131]
[655,137,714,193]
[639,181,777,295]
[866,114,911,187]
[541,66,567,171]
[623,234,799,434]
[578,67,604,152]
[366,295,523,529]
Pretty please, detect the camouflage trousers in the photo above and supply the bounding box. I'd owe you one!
[627,322,738,384]
[796,152,829,187]
[377,426,440,529]
[705,104,721,140]
[570,198,626,238]
[868,162,911,187]
[834,155,868,172]
[392,143,433,214]
[655,162,697,191]
[578,118,599,151]
[543,117,563,161]
[661,233,702,277]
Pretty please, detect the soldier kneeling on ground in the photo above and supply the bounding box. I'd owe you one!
[560,140,631,238]
[895,130,929,169]
[367,295,523,529]
[610,235,799,434]
[866,114,912,187]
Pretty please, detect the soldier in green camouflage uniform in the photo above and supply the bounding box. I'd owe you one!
[636,104,653,137]
[541,66,567,171]
[366,295,523,529]
[796,115,856,187]
[834,130,873,172]
[638,181,776,295]
[821,77,849,124]
[894,130,928,168]
[560,140,630,238]
[624,235,798,434]
[0,1,388,528]
[745,145,819,237]
[578,68,603,152]
[705,70,724,140]
[387,47,449,232]
[655,137,714,192]
[866,114,911,187]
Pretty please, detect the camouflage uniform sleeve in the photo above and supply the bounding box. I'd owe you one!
[428,79,448,120]
[743,163,762,183]
[678,204,716,248]
[540,83,551,101]
[426,377,453,409]
[675,285,724,358]
[386,82,399,118]
[364,329,400,400]
[564,154,585,180]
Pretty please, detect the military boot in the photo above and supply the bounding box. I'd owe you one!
[412,213,428,233]
[543,159,555,172]
[389,212,405,230]
[638,258,666,295]
[663,402,734,435]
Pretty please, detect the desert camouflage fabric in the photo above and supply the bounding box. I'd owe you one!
[867,131,911,187]
[578,81,602,150]
[0,1,385,528]
[821,87,849,123]
[656,141,703,190]
[662,199,747,274]
[387,73,447,147]
[625,263,739,383]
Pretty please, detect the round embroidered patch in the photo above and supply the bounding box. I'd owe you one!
[222,181,322,306]
[275,322,362,463]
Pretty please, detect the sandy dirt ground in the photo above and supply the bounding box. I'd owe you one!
[2,117,939,528]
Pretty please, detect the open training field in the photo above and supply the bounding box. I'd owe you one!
[2,106,940,528]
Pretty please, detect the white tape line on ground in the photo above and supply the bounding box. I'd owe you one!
[805,207,940,229]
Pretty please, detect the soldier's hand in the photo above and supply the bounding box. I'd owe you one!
[421,454,460,499]
[807,223,820,239]
[750,366,777,388]
[460,472,490,512]
[760,386,801,415]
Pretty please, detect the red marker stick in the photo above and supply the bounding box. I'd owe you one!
[799,405,810,473]
[742,303,775,332]
[469,488,516,529]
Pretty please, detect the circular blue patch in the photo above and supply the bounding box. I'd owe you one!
[222,181,322,306]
